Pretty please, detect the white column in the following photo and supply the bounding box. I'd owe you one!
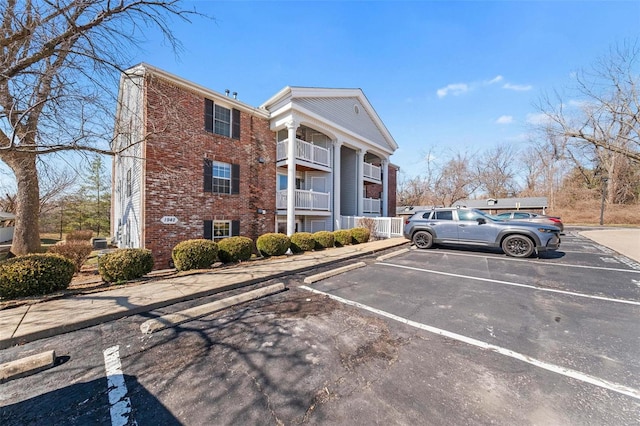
[356,150,365,216]
[382,159,389,217]
[332,141,342,229]
[286,120,298,236]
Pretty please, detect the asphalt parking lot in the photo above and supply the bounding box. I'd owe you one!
[301,230,640,422]
[1,230,639,425]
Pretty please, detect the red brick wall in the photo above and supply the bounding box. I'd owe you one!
[387,165,398,216]
[143,75,276,268]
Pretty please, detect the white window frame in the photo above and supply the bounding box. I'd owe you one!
[212,220,231,240]
[212,161,232,194]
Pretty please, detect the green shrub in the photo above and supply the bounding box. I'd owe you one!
[313,231,335,250]
[66,230,94,241]
[333,229,352,247]
[290,232,316,253]
[0,254,75,299]
[172,239,218,271]
[256,233,290,257]
[351,227,371,244]
[217,236,254,263]
[98,249,154,283]
[48,241,94,272]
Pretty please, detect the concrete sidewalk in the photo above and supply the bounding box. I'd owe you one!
[580,228,640,263]
[0,238,410,350]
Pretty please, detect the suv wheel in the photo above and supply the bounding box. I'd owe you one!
[501,235,534,258]
[413,231,433,249]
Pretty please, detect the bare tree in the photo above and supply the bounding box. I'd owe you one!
[397,174,430,206]
[0,0,197,255]
[476,143,519,198]
[538,41,640,207]
[540,41,639,161]
[432,151,480,207]
[38,164,77,215]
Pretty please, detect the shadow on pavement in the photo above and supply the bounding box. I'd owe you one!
[0,374,180,426]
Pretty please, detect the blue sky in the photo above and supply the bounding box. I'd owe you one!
[111,1,640,178]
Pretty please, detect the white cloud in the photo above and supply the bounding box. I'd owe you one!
[503,83,533,91]
[496,115,513,124]
[486,75,504,85]
[525,112,551,125]
[436,83,469,98]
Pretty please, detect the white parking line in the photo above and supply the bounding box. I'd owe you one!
[408,249,640,274]
[103,346,136,426]
[300,285,640,401]
[378,262,640,306]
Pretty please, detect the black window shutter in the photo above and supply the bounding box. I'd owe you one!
[232,108,241,140]
[203,220,213,240]
[203,159,213,192]
[231,220,240,237]
[231,163,240,194]
[204,99,214,133]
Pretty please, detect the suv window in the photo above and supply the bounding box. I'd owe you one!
[422,212,432,219]
[434,210,453,220]
[458,209,484,221]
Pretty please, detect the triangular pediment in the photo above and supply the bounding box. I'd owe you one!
[262,87,397,154]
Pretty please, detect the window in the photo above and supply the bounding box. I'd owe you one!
[204,220,240,240]
[212,161,231,194]
[434,210,453,220]
[205,99,240,139]
[214,105,231,136]
[277,174,304,191]
[204,159,239,194]
[126,169,132,197]
[458,210,484,221]
[277,174,288,191]
[513,212,531,219]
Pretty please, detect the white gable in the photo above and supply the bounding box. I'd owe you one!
[295,97,395,152]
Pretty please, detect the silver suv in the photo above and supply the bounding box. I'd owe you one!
[403,207,561,258]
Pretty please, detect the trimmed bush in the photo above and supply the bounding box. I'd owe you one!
[290,232,316,253]
[333,229,352,247]
[0,254,75,299]
[48,241,93,272]
[256,233,290,257]
[66,230,94,241]
[98,249,154,283]
[313,231,335,250]
[351,227,371,244]
[217,236,254,263]
[172,239,218,271]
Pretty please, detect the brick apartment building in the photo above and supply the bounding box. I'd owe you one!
[112,64,399,268]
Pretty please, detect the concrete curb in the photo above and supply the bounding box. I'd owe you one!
[376,248,410,261]
[0,350,56,383]
[140,283,286,334]
[303,261,367,284]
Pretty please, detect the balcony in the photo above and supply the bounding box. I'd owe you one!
[363,162,381,182]
[277,189,330,211]
[276,138,330,168]
[363,197,381,214]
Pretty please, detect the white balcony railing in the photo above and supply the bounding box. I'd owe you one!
[276,138,330,167]
[340,216,404,238]
[363,162,381,181]
[363,197,381,214]
[277,189,330,211]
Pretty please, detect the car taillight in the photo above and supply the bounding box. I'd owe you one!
[405,220,410,225]
[549,217,562,223]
